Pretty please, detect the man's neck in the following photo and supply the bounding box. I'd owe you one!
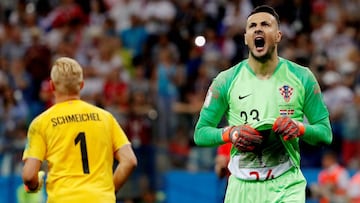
[54,94,81,103]
[248,56,279,79]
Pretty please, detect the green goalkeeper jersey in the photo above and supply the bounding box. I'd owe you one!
[194,57,332,170]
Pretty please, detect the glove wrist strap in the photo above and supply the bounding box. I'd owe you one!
[221,126,233,143]
[296,121,305,136]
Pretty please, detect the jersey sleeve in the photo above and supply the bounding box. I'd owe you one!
[300,67,332,145]
[194,68,236,146]
[303,69,329,122]
[110,114,130,152]
[22,118,46,161]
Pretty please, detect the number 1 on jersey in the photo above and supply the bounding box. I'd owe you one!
[75,132,90,174]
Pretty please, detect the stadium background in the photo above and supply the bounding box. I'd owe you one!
[0,0,359,202]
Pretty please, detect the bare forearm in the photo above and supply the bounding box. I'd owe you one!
[113,163,136,192]
[22,158,42,192]
[113,144,137,192]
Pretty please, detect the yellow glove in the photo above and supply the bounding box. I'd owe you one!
[24,171,45,193]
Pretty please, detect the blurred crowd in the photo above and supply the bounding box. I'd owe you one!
[0,0,359,202]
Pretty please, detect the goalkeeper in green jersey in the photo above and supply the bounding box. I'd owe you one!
[194,5,332,203]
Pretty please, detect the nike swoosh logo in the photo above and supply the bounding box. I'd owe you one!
[239,94,251,100]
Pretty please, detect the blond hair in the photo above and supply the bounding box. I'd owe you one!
[50,57,83,94]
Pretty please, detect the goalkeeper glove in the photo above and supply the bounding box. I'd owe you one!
[24,171,45,193]
[272,116,305,141]
[222,125,263,152]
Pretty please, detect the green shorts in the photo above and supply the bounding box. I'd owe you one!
[224,167,306,203]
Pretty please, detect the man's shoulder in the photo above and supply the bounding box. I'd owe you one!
[280,58,308,70]
[35,100,111,119]
[280,58,313,78]
[217,60,248,78]
[212,60,247,90]
[280,58,311,72]
[78,100,112,116]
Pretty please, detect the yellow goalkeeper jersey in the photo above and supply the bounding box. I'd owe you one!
[23,99,130,203]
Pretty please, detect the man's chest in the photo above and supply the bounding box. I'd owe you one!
[227,75,304,125]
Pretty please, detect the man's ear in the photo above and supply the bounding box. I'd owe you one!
[244,32,248,45]
[49,80,55,91]
[80,81,84,90]
[276,31,282,43]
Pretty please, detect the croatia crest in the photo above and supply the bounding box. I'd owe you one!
[279,85,293,102]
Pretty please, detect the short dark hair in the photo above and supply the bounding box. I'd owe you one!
[248,5,280,25]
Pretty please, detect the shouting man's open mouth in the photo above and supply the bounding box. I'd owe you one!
[255,37,265,52]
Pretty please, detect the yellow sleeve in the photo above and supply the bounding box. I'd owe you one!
[23,118,46,161]
[110,115,130,152]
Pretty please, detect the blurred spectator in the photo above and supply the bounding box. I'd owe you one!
[187,145,216,172]
[348,169,360,203]
[322,70,354,155]
[223,0,253,33]
[120,13,149,58]
[214,143,232,201]
[7,59,32,103]
[88,0,108,28]
[103,68,129,107]
[326,15,357,67]
[143,0,176,35]
[1,25,26,67]
[185,44,203,86]
[215,143,231,179]
[191,63,212,104]
[113,36,134,76]
[129,58,154,106]
[102,68,130,126]
[0,86,29,175]
[339,61,357,88]
[107,0,143,33]
[82,35,125,103]
[38,79,54,109]
[310,150,350,203]
[120,90,156,201]
[2,87,29,135]
[75,25,103,67]
[280,33,313,67]
[102,16,117,37]
[46,0,86,30]
[20,11,40,47]
[341,99,360,169]
[0,87,6,142]
[23,27,51,117]
[201,27,223,72]
[168,126,191,169]
[153,47,181,142]
[151,32,179,64]
[340,62,360,169]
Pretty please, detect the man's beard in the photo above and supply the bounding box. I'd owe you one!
[250,45,275,63]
